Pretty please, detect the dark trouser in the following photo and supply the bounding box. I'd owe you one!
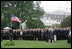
[50,37,54,43]
[68,36,71,43]
[9,35,13,41]
[46,37,48,42]
[1,37,2,41]
[10,37,12,41]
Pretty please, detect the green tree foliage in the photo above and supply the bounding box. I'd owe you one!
[53,24,61,28]
[1,1,45,29]
[61,15,71,28]
[26,19,45,29]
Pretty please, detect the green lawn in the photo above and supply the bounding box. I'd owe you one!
[1,40,71,48]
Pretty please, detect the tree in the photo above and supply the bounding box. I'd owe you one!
[1,1,45,29]
[53,24,61,28]
[26,19,45,29]
[61,15,71,28]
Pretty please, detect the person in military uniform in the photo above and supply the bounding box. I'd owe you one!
[68,30,71,44]
[41,29,44,41]
[30,29,33,40]
[39,29,42,40]
[35,29,39,41]
[23,30,25,40]
[33,29,36,40]
[46,28,49,42]
[43,29,47,42]
[9,29,13,42]
[1,30,3,41]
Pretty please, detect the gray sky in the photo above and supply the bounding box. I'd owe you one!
[40,1,71,12]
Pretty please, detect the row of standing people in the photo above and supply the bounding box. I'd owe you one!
[1,27,71,43]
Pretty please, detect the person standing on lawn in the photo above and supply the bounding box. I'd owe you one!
[9,29,13,42]
[49,28,54,43]
[68,30,71,44]
[1,30,3,41]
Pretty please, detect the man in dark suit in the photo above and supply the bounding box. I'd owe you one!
[9,29,13,42]
[39,29,42,40]
[41,29,44,41]
[46,29,49,42]
[43,29,48,42]
[1,30,3,41]
[18,30,20,40]
[29,29,32,40]
[36,29,39,41]
[15,30,17,39]
[23,30,25,40]
[35,29,37,41]
[68,30,71,44]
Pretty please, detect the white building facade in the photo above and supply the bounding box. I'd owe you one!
[40,11,71,26]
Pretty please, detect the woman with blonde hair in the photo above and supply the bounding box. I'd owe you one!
[49,28,54,43]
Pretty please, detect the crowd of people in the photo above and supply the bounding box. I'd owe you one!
[1,27,71,43]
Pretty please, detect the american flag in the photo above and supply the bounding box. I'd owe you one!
[11,14,21,23]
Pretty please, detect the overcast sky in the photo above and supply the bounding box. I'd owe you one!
[40,1,71,12]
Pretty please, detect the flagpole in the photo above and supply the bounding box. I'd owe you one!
[11,21,12,30]
[11,14,12,30]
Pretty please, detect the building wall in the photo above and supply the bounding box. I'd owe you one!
[44,13,67,23]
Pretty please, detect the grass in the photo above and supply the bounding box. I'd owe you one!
[1,40,71,48]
